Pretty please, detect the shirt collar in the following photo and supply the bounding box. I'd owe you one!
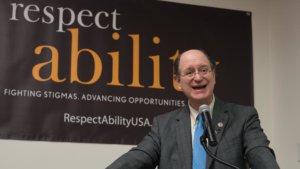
[189,95,215,125]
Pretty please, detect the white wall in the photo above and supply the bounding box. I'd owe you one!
[269,0,300,168]
[1,0,299,168]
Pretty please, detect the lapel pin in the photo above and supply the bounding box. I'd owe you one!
[215,122,224,134]
[217,122,224,128]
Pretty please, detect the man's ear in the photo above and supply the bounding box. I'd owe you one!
[173,74,182,91]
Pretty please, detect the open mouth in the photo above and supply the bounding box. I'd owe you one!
[192,84,207,90]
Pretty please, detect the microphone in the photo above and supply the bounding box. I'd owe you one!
[199,104,217,146]
[199,104,240,169]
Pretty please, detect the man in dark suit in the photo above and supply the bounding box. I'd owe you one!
[106,49,280,169]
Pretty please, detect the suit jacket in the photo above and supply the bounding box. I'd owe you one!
[106,98,280,169]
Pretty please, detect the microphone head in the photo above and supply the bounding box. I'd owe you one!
[199,104,209,113]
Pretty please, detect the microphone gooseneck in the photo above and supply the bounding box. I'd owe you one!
[199,104,240,169]
[200,136,240,169]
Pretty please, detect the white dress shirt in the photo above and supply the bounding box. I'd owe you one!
[189,96,215,147]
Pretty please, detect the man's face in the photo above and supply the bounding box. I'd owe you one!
[175,49,216,109]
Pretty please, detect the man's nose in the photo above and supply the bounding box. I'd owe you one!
[193,72,203,80]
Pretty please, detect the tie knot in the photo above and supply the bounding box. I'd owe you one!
[197,114,203,125]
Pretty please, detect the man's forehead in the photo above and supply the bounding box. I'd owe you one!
[180,51,209,64]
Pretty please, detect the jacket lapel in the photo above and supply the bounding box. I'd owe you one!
[206,98,229,169]
[176,106,193,169]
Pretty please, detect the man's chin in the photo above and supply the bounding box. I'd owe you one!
[191,92,208,99]
[191,96,209,103]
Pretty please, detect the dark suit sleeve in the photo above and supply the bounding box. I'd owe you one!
[243,107,280,169]
[106,117,161,169]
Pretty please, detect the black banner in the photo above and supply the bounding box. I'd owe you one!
[0,0,253,144]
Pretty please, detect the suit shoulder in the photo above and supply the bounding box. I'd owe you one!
[226,102,255,111]
[221,101,258,117]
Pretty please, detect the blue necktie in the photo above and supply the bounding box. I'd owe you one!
[193,115,206,169]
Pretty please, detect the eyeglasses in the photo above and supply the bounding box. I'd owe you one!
[180,66,212,78]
